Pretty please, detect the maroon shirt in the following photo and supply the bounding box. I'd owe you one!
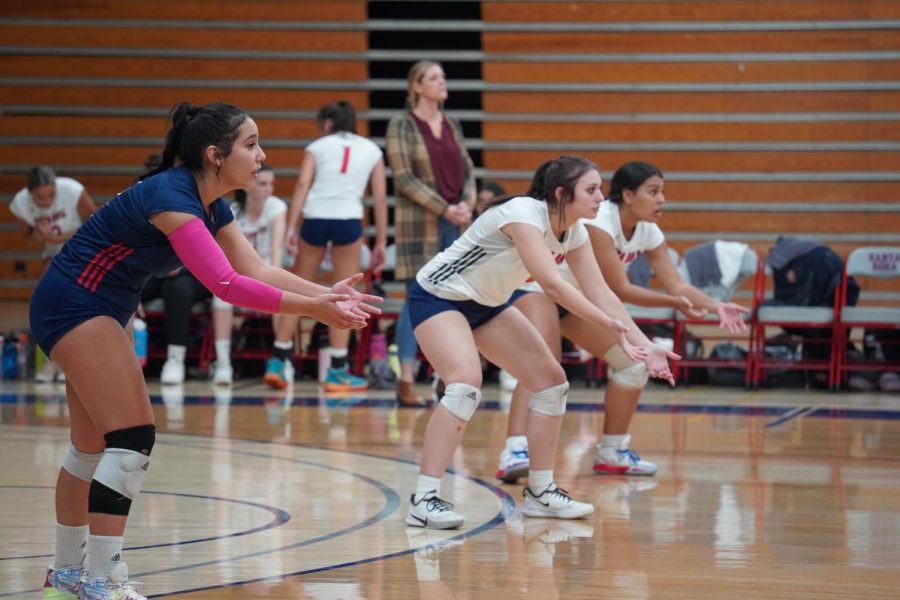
[412,113,463,204]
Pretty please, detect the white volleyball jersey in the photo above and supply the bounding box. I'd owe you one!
[584,200,665,265]
[302,132,383,220]
[230,196,287,264]
[417,196,589,306]
[10,176,86,258]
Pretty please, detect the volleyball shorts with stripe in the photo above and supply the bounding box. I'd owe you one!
[30,264,135,356]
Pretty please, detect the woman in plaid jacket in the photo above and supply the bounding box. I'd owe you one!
[386,60,477,406]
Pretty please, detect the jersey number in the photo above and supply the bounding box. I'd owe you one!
[340,146,350,174]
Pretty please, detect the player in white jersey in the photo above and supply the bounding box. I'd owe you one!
[10,166,95,263]
[211,164,287,384]
[11,166,95,383]
[404,156,678,530]
[264,101,388,391]
[497,161,749,482]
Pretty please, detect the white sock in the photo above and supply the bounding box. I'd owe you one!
[166,344,186,363]
[329,347,348,359]
[54,523,88,569]
[506,435,528,449]
[529,469,554,494]
[414,474,442,500]
[273,340,293,351]
[600,434,628,449]
[215,340,231,368]
[86,534,124,581]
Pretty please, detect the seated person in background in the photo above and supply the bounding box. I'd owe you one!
[11,165,95,382]
[211,164,287,385]
[140,269,211,385]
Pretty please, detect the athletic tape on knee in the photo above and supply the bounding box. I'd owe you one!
[439,383,481,422]
[529,381,569,416]
[603,346,649,389]
[62,445,103,482]
[92,424,155,501]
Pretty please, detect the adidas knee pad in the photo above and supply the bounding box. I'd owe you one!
[89,424,155,516]
[604,346,649,389]
[439,383,481,422]
[62,445,103,483]
[529,381,569,416]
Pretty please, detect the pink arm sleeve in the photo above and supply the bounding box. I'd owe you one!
[167,218,283,314]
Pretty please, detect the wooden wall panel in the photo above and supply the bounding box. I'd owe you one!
[483,1,900,22]
[0,56,367,82]
[0,1,367,21]
[483,31,900,54]
[0,27,366,52]
[483,121,900,143]
[483,91,900,114]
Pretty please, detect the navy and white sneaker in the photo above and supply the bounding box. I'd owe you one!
[406,490,465,530]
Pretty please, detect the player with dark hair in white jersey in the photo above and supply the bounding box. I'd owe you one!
[497,161,749,484]
[404,155,678,530]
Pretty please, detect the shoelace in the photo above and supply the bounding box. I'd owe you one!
[423,495,455,513]
[525,484,573,504]
[618,449,642,464]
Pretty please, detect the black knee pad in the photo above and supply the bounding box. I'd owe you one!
[104,424,155,455]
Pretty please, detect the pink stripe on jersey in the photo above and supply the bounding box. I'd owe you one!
[77,243,132,291]
[87,247,134,292]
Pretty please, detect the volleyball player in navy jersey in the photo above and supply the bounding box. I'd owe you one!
[31,102,381,600]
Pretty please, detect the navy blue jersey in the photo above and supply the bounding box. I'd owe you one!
[51,166,234,314]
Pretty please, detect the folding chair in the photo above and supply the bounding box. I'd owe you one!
[671,244,758,385]
[752,260,840,390]
[834,246,900,388]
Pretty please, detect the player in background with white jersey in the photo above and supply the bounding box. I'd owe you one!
[264,101,388,391]
[404,156,677,530]
[211,164,287,384]
[497,161,749,482]
[11,165,96,383]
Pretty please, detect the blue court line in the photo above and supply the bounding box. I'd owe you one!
[0,426,517,599]
[8,391,900,421]
[0,487,291,561]
[765,406,818,429]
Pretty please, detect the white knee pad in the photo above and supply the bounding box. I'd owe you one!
[62,445,103,483]
[439,383,482,422]
[604,346,649,389]
[92,448,151,499]
[529,381,569,416]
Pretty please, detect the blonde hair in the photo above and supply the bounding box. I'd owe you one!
[405,60,444,110]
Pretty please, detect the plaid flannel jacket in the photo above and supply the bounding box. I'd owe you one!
[385,112,476,281]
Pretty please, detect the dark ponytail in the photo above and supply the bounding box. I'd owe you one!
[151,101,248,177]
[608,161,663,204]
[317,100,357,134]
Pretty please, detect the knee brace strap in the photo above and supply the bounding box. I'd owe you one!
[62,445,103,482]
[439,383,481,422]
[90,424,155,511]
[604,346,649,389]
[529,381,569,416]
[104,424,156,455]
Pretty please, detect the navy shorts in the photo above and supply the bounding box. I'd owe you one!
[408,280,512,331]
[300,218,363,247]
[30,265,134,356]
[508,288,570,319]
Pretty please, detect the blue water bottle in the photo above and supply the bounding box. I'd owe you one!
[133,318,148,367]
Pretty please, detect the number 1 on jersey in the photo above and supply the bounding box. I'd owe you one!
[340,146,350,174]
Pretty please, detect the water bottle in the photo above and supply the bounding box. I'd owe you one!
[133,318,148,366]
[387,343,400,378]
[1,335,16,379]
[0,335,4,380]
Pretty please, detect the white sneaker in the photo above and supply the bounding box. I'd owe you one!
[406,490,465,530]
[496,435,530,483]
[499,369,518,391]
[522,483,594,519]
[593,435,658,476]
[212,364,233,386]
[523,518,595,546]
[79,561,146,600]
[159,359,185,385]
[35,361,58,383]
